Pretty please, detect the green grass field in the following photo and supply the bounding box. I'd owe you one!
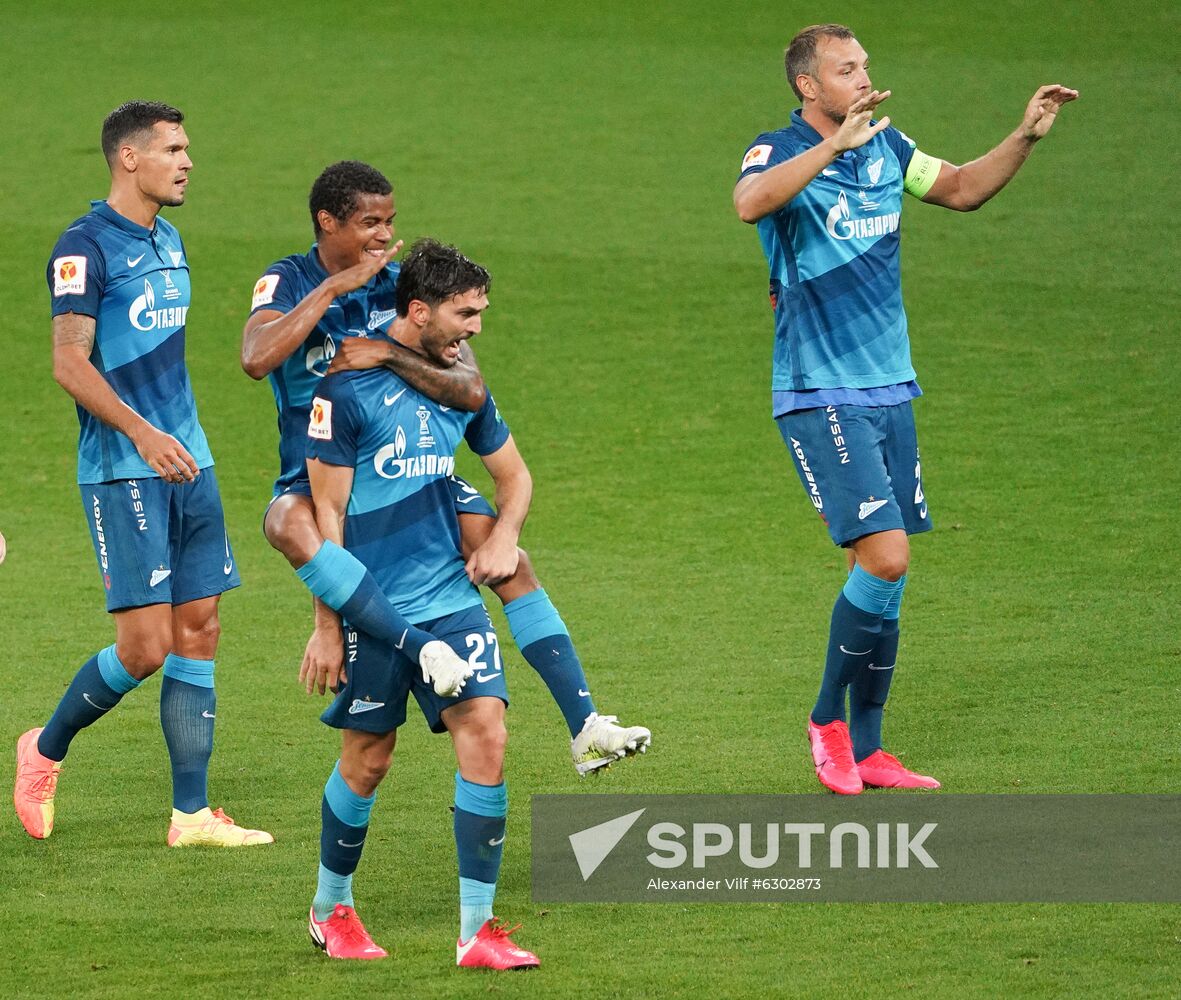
[1,1,1178,996]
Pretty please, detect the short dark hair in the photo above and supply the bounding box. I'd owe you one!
[309,161,392,235]
[784,24,856,101]
[395,239,491,316]
[101,101,184,166]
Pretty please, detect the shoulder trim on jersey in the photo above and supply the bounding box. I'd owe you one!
[904,149,941,199]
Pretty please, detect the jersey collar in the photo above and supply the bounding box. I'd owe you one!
[90,199,155,238]
[789,108,825,147]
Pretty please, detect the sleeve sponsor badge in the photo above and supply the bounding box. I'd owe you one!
[741,144,773,171]
[252,274,280,310]
[53,255,88,297]
[308,396,333,440]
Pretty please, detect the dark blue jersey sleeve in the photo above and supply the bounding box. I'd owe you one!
[737,129,798,182]
[306,373,363,467]
[464,390,511,456]
[250,257,303,316]
[47,229,106,319]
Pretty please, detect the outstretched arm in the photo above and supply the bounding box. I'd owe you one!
[240,243,401,379]
[466,435,533,586]
[733,90,892,223]
[921,85,1078,212]
[328,337,486,412]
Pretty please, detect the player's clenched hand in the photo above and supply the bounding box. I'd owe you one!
[1020,85,1078,141]
[299,625,346,695]
[327,336,395,373]
[133,425,199,483]
[465,535,520,587]
[833,89,892,153]
[326,241,404,297]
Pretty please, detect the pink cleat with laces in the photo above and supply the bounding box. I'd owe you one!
[456,918,540,970]
[309,904,388,960]
[14,728,61,839]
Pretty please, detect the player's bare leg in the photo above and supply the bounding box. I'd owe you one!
[458,512,650,774]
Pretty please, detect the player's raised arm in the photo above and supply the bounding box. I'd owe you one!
[52,312,198,482]
[328,337,487,412]
[466,435,533,587]
[918,84,1078,212]
[734,89,892,223]
[241,243,401,379]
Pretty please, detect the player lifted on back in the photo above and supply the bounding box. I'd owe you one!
[241,161,649,774]
[304,239,539,968]
[733,25,1076,793]
[14,102,271,846]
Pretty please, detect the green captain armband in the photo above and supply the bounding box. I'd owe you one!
[903,149,941,199]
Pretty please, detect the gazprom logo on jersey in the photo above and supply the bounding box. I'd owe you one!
[374,425,454,481]
[825,191,900,242]
[129,278,188,332]
[306,334,336,377]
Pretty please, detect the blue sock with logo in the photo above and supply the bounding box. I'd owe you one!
[297,540,433,660]
[454,772,507,942]
[850,575,905,761]
[313,761,376,920]
[811,565,901,726]
[504,590,593,736]
[38,646,141,762]
[159,655,215,813]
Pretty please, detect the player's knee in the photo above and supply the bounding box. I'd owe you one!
[175,614,221,658]
[117,637,171,679]
[874,555,909,582]
[474,718,508,765]
[357,747,394,790]
[264,501,321,566]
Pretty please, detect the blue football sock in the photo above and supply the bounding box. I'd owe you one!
[159,655,215,813]
[39,646,141,762]
[850,575,905,761]
[454,772,506,941]
[314,761,376,920]
[297,540,433,661]
[811,566,901,726]
[504,589,594,736]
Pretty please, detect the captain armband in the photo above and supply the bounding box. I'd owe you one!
[903,149,941,199]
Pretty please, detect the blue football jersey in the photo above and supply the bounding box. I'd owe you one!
[48,200,213,484]
[306,365,510,623]
[249,247,400,493]
[739,111,932,405]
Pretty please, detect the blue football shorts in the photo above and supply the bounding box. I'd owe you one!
[775,401,932,547]
[320,602,510,735]
[80,467,241,613]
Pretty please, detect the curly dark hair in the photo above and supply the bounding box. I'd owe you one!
[101,101,184,166]
[395,238,491,316]
[784,24,856,101]
[308,161,392,235]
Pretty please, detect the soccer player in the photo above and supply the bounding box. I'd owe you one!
[733,26,1076,794]
[303,239,539,968]
[14,101,271,846]
[241,161,649,774]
